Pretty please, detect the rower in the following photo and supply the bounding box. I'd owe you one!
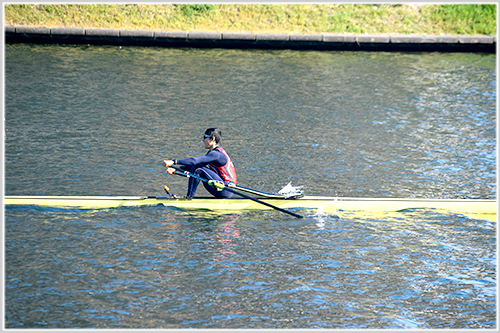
[162,128,237,199]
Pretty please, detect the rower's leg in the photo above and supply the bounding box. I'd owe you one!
[193,167,233,199]
[186,166,202,198]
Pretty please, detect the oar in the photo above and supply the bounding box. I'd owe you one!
[169,167,304,219]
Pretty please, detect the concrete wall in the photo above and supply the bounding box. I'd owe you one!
[5,26,497,53]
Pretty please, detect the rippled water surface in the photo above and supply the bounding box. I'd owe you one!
[4,44,496,329]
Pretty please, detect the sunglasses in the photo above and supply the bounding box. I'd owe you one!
[203,134,212,139]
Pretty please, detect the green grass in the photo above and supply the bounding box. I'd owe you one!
[4,4,496,36]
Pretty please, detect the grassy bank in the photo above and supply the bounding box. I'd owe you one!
[4,4,496,36]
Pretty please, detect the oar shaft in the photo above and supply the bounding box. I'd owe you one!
[170,167,303,218]
[222,186,304,218]
[171,166,300,199]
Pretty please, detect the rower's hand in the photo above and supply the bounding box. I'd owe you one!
[162,160,174,168]
[166,167,176,175]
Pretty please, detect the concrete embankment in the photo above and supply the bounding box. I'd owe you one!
[5,26,496,53]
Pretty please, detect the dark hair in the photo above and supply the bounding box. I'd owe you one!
[204,128,222,144]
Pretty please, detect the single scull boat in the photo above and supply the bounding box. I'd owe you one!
[4,168,496,220]
[4,195,496,220]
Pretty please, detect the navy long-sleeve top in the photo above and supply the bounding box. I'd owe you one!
[176,149,227,168]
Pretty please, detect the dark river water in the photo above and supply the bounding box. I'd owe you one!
[4,44,496,329]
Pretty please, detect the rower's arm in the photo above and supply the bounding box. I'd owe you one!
[175,151,226,166]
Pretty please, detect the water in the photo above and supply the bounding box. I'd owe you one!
[4,44,496,329]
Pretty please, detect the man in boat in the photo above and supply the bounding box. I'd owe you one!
[162,128,237,199]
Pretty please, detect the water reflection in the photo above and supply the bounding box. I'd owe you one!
[215,215,241,261]
[5,206,496,329]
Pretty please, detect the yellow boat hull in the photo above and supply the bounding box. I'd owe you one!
[4,195,496,220]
